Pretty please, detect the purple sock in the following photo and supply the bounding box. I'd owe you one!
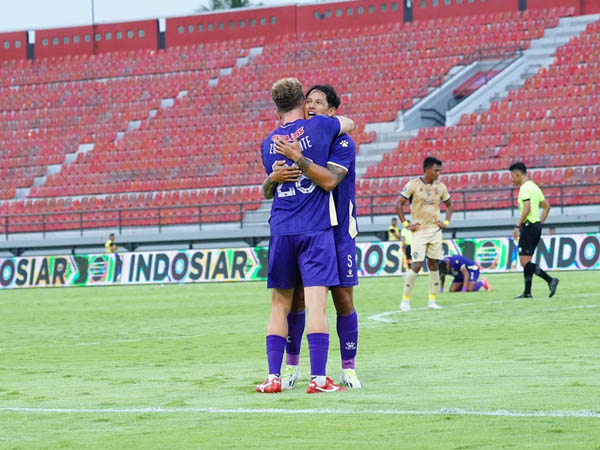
[337,310,358,369]
[286,311,305,366]
[474,281,483,292]
[307,333,329,376]
[266,335,286,376]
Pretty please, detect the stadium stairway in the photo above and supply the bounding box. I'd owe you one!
[355,13,600,177]
[448,13,600,125]
[3,6,600,241]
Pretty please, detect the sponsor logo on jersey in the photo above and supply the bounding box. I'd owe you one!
[272,126,305,142]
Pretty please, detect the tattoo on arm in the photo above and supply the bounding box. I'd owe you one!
[297,156,312,172]
[328,165,347,186]
[262,177,277,199]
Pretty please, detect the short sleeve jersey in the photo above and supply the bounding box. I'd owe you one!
[261,115,341,235]
[518,180,545,223]
[400,177,450,230]
[328,134,358,240]
[446,255,478,276]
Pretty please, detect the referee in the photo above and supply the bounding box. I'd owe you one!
[509,162,559,298]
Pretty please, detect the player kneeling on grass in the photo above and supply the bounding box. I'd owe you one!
[439,255,491,293]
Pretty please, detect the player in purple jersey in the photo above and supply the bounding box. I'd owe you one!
[439,254,491,293]
[257,78,354,394]
[263,85,362,389]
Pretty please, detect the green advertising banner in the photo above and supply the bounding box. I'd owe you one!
[0,234,598,289]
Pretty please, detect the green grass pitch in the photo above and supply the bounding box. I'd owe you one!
[1,271,599,449]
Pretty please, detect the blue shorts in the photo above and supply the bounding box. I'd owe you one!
[453,269,480,284]
[267,229,339,289]
[333,235,358,288]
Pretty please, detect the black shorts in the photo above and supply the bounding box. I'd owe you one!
[518,222,542,256]
[404,245,412,261]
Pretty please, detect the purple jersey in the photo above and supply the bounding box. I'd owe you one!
[445,254,479,276]
[329,134,358,242]
[261,115,341,235]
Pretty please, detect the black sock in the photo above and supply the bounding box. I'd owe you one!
[526,262,552,283]
[523,263,535,295]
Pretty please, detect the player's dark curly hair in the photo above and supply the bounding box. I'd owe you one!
[509,162,527,174]
[271,78,305,113]
[306,84,341,109]
[423,156,443,171]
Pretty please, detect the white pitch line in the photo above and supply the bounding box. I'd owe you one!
[369,296,600,324]
[0,406,599,418]
[532,304,599,313]
[368,299,509,323]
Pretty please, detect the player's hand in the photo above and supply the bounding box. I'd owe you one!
[269,160,302,183]
[512,227,519,242]
[274,137,303,162]
[438,220,448,229]
[408,223,420,232]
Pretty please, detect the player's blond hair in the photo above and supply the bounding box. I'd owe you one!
[271,78,305,113]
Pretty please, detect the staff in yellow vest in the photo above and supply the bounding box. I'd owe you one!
[400,226,412,269]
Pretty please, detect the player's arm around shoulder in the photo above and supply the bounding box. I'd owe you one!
[324,163,348,190]
[335,116,355,135]
[274,137,344,192]
[262,161,303,199]
[324,134,354,190]
[262,176,277,200]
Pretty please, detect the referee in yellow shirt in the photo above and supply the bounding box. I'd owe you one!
[509,162,559,298]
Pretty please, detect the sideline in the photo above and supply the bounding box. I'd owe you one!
[0,406,599,418]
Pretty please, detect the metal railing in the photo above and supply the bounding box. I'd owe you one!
[357,183,600,223]
[0,183,597,237]
[0,201,256,238]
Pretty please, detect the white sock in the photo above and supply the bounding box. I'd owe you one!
[312,375,326,386]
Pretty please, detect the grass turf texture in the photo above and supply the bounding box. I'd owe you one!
[1,271,599,449]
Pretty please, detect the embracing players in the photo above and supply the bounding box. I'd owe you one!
[258,78,354,394]
[263,84,362,389]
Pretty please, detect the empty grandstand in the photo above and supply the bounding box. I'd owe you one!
[1,0,599,254]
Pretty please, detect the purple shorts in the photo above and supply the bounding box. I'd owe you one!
[267,229,339,289]
[333,235,358,288]
[453,269,480,284]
